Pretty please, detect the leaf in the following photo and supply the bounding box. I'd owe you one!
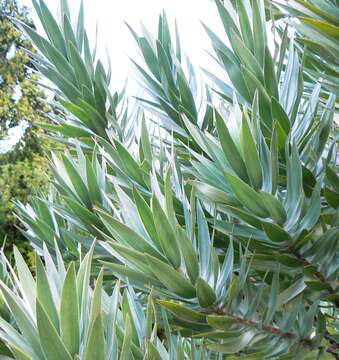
[262,222,291,243]
[121,289,140,347]
[219,204,262,229]
[299,17,339,38]
[157,300,206,323]
[196,201,211,278]
[101,261,163,289]
[259,191,287,226]
[35,61,82,101]
[120,314,132,360]
[145,292,154,339]
[177,69,197,119]
[83,314,105,360]
[140,117,153,164]
[299,184,321,231]
[189,180,239,206]
[207,330,255,353]
[285,141,303,220]
[224,172,269,218]
[19,22,75,83]
[270,124,279,195]
[214,48,251,101]
[302,301,319,338]
[265,271,279,324]
[196,278,216,308]
[324,187,339,208]
[193,330,242,339]
[207,315,237,330]
[76,0,84,49]
[13,247,36,315]
[62,154,91,209]
[271,97,290,134]
[59,100,98,133]
[68,42,94,90]
[63,15,77,52]
[60,262,79,357]
[76,244,94,326]
[175,19,181,61]
[240,112,263,190]
[230,29,263,83]
[36,301,72,360]
[151,195,181,268]
[326,166,339,192]
[178,227,199,284]
[277,24,288,80]
[215,0,240,41]
[145,255,196,298]
[156,40,177,97]
[277,278,306,306]
[217,238,234,292]
[86,159,102,204]
[113,139,146,186]
[214,220,268,241]
[88,270,103,329]
[236,0,254,52]
[241,65,272,125]
[252,0,265,66]
[104,243,155,278]
[146,341,162,360]
[0,283,42,358]
[215,110,248,182]
[36,255,59,331]
[33,0,67,56]
[138,37,160,80]
[113,185,149,239]
[8,345,34,360]
[164,166,176,228]
[96,209,162,259]
[264,47,279,99]
[132,188,161,250]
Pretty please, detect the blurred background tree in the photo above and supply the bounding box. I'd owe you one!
[0,0,50,264]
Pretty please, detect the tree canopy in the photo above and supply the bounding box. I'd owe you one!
[0,0,50,261]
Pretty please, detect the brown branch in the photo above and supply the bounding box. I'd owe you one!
[213,306,303,341]
[213,307,338,358]
[325,332,339,359]
[288,243,339,308]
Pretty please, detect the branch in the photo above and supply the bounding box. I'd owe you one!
[325,332,339,359]
[213,308,339,358]
[213,307,306,342]
[288,243,339,308]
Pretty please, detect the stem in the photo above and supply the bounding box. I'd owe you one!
[288,243,339,308]
[213,307,303,341]
[213,307,339,358]
[325,333,339,359]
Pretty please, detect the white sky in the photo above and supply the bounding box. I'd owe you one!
[20,0,225,89]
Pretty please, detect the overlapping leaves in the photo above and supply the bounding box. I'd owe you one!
[6,0,339,358]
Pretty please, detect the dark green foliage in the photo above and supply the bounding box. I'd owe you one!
[0,0,50,261]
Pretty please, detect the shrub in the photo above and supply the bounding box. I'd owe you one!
[1,0,338,358]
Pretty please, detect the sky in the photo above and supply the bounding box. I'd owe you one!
[20,0,225,89]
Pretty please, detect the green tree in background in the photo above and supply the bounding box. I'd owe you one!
[0,0,49,262]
